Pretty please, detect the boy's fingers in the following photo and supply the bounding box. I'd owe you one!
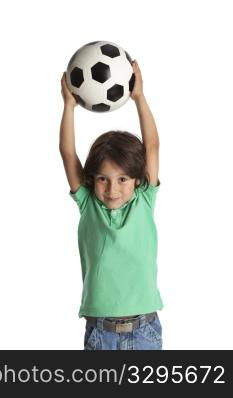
[132,62,139,70]
[61,73,68,86]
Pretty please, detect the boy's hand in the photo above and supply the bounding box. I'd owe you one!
[61,72,78,108]
[130,60,144,101]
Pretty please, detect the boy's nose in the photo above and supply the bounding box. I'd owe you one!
[106,185,119,197]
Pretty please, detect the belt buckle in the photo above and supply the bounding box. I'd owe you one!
[115,322,133,333]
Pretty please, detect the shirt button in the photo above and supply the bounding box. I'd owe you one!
[111,210,118,217]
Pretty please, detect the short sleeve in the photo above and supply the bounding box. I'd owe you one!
[138,179,161,212]
[69,184,91,214]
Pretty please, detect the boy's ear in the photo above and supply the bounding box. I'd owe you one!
[135,178,141,187]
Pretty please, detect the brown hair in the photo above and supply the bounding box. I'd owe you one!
[82,130,150,193]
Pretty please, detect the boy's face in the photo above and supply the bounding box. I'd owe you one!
[94,159,140,209]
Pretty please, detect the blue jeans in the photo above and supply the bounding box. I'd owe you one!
[84,312,162,350]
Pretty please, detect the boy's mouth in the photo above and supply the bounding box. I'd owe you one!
[106,197,120,201]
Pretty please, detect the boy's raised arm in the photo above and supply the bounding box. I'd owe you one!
[131,61,160,186]
[59,72,78,156]
[59,73,83,192]
[131,61,159,149]
[59,104,77,156]
[134,94,160,149]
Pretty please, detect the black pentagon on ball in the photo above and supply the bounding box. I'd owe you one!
[107,84,124,102]
[129,73,135,92]
[125,51,133,64]
[91,62,111,83]
[101,44,120,58]
[92,103,111,112]
[70,67,84,88]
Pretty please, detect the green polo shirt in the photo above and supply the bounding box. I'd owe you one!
[69,180,164,318]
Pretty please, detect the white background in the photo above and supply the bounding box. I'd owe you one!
[0,0,232,349]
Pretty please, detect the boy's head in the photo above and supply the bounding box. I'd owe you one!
[82,130,150,209]
[94,158,140,209]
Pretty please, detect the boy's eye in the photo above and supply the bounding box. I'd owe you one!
[96,177,128,182]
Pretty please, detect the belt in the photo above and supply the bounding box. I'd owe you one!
[85,311,157,333]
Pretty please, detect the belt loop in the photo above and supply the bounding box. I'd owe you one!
[139,314,147,328]
[97,318,104,329]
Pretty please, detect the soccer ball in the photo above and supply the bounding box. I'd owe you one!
[66,41,135,112]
